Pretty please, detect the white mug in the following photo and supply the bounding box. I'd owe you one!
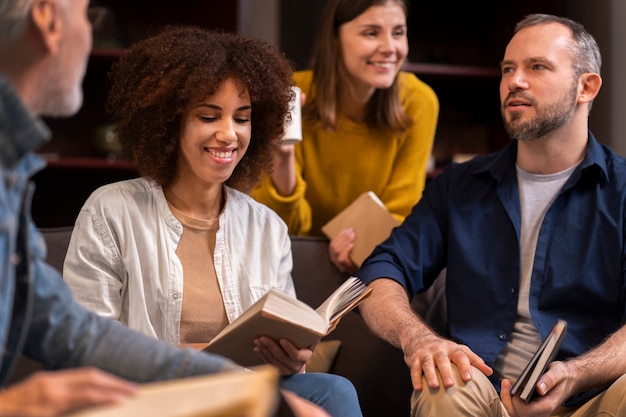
[280,86,303,144]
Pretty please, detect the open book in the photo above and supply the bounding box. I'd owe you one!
[321,191,400,268]
[511,319,567,403]
[203,277,372,366]
[66,365,279,417]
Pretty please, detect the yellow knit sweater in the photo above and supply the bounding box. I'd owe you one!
[252,70,439,236]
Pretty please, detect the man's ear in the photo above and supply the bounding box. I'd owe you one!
[578,72,602,104]
[30,0,62,54]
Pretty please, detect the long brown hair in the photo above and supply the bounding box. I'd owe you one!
[305,0,412,132]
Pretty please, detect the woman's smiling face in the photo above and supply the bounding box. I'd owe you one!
[337,1,408,93]
[177,78,252,187]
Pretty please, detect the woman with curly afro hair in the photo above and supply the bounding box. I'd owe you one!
[109,25,291,192]
[63,26,363,417]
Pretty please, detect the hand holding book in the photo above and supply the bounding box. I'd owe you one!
[510,319,567,403]
[203,277,371,366]
[321,191,400,268]
[65,366,280,417]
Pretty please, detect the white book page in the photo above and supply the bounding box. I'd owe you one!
[367,191,386,209]
[315,277,365,322]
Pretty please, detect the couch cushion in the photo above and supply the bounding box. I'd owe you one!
[40,226,73,272]
[305,340,341,373]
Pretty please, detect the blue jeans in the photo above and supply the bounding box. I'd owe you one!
[280,372,363,417]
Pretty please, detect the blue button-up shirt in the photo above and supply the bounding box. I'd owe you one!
[359,134,626,383]
[0,74,238,386]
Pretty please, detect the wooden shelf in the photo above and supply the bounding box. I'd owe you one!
[404,62,500,78]
[403,61,506,165]
[41,156,134,171]
[90,47,125,59]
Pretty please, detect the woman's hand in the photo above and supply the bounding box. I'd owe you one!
[254,336,319,376]
[328,228,357,274]
[270,90,306,196]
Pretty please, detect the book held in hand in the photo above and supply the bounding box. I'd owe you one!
[510,319,567,403]
[203,277,372,366]
[65,365,280,417]
[321,191,400,268]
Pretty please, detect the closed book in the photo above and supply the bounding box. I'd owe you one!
[511,319,567,403]
[321,191,400,267]
[66,365,279,417]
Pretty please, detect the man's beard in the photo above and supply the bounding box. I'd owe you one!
[41,83,84,118]
[501,82,579,142]
[37,46,87,117]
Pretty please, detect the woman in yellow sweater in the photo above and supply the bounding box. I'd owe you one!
[252,0,439,273]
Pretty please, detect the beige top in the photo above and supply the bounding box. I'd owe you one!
[168,203,229,344]
[64,179,294,345]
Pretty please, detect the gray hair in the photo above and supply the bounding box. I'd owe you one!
[0,0,35,41]
[514,13,602,77]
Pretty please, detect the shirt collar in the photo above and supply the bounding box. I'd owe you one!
[471,130,609,185]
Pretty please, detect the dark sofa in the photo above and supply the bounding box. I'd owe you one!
[291,236,446,417]
[14,228,445,417]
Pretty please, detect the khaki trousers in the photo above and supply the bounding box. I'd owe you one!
[411,365,626,417]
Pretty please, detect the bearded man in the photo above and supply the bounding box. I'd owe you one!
[356,13,626,417]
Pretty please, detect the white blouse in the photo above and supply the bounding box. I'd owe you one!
[63,177,295,344]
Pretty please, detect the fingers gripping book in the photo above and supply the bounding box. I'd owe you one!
[510,319,568,403]
[66,366,280,417]
[203,277,372,366]
[321,191,400,268]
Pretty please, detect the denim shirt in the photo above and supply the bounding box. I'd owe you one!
[359,133,626,383]
[0,74,239,386]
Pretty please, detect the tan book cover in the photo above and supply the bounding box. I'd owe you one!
[321,191,400,267]
[203,277,371,367]
[65,366,280,417]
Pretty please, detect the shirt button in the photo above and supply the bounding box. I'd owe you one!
[498,334,507,341]
[10,253,20,265]
[510,288,517,294]
[173,293,179,299]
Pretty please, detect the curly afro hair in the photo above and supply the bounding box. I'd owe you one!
[106,26,294,192]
